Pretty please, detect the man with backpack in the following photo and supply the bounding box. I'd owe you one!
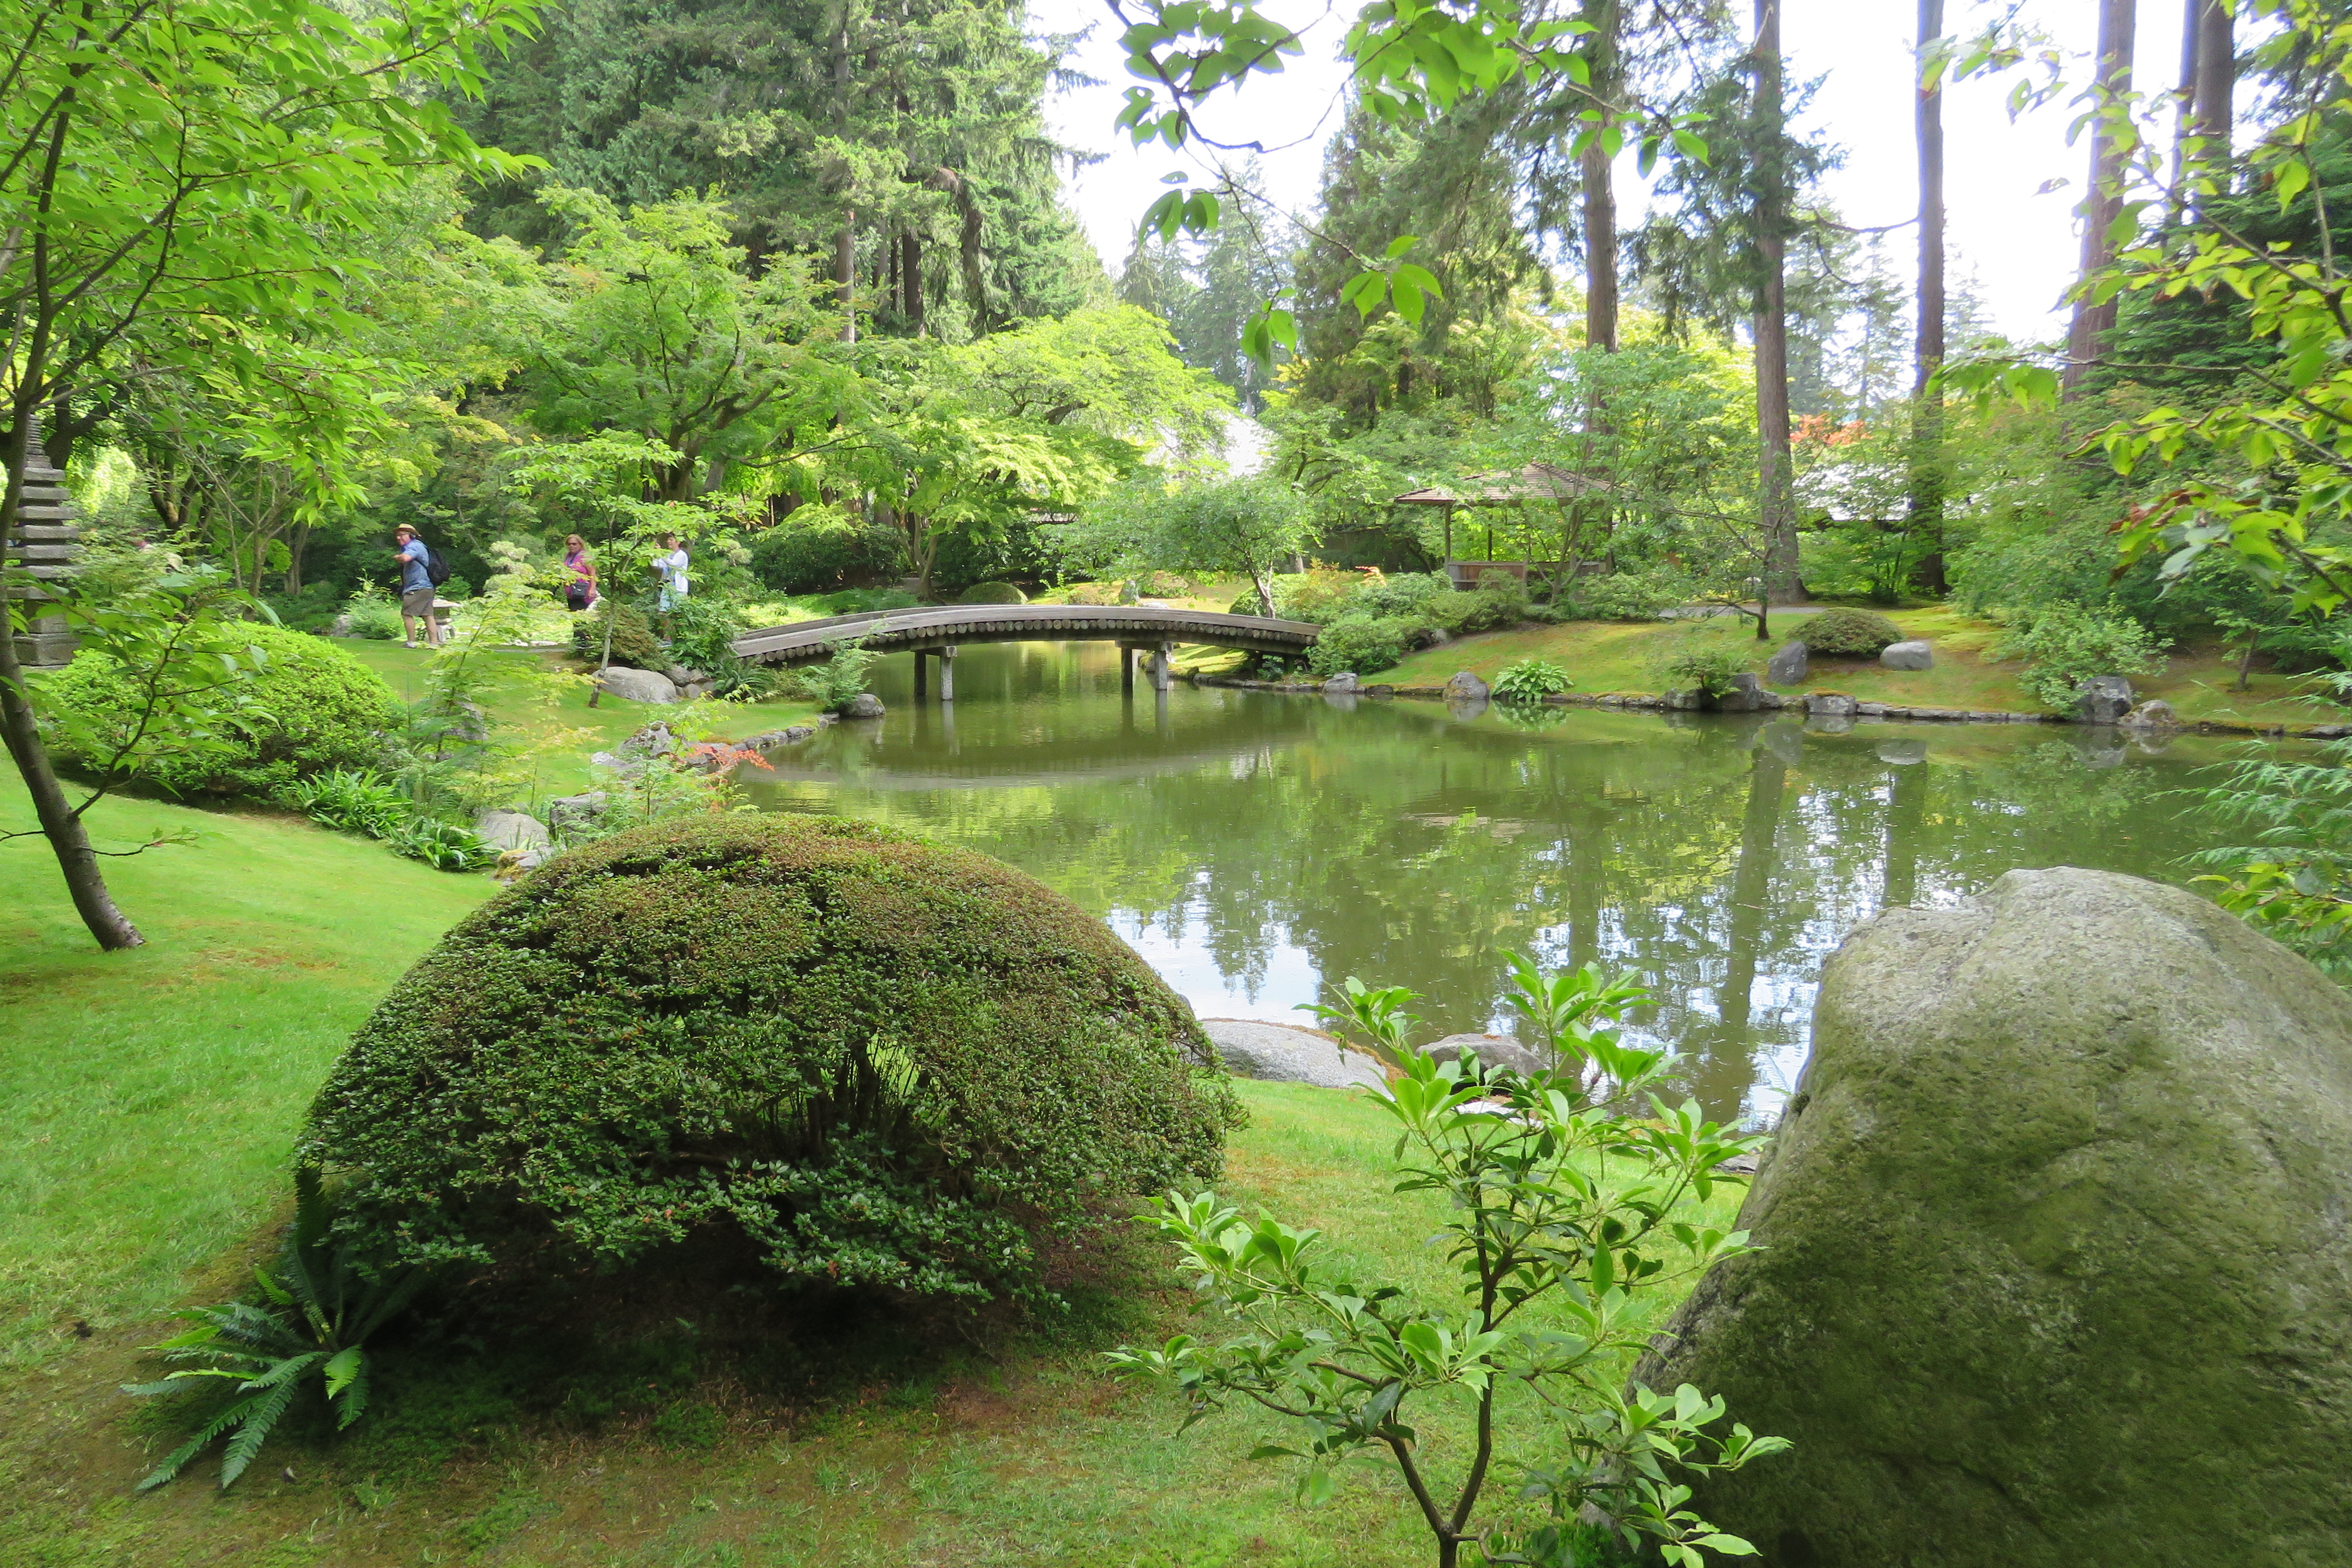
[394,524,445,648]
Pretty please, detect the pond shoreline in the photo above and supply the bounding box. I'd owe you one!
[1190,673,2346,740]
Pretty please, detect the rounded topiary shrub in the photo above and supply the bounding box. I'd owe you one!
[1795,607,1905,657]
[300,814,1238,1304]
[955,580,1028,605]
[40,622,400,797]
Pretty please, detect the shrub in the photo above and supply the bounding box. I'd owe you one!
[1425,576,1531,637]
[1492,658,1573,702]
[956,581,1028,605]
[1794,607,1905,657]
[1275,568,1376,624]
[300,815,1238,1305]
[1307,614,1414,676]
[1350,571,1452,620]
[1992,601,2171,709]
[1136,571,1192,597]
[1063,579,1131,605]
[572,598,663,671]
[341,584,405,640]
[795,641,878,714]
[748,512,908,594]
[41,622,401,797]
[1657,640,1748,698]
[1563,569,1684,623]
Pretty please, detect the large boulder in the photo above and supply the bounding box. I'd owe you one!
[1637,868,2352,1568]
[1878,638,1933,671]
[1766,641,1809,684]
[1203,1019,1385,1090]
[473,809,549,853]
[595,665,679,705]
[842,692,886,719]
[1716,672,1768,713]
[1444,670,1491,704]
[1322,672,1361,694]
[2075,674,2135,723]
[1423,1033,1550,1080]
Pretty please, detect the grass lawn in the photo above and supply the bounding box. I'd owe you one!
[0,745,1735,1566]
[1373,607,2335,730]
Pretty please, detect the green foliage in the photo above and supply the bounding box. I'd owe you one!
[663,598,778,702]
[42,622,400,798]
[1110,956,1781,1568]
[1491,659,1572,703]
[1992,603,2171,711]
[573,598,663,672]
[749,510,909,596]
[300,815,1238,1304]
[278,770,410,838]
[341,584,405,641]
[1655,641,1747,699]
[1793,608,1904,658]
[1057,475,1316,617]
[1295,974,1424,1069]
[1308,615,1416,677]
[1426,575,1530,636]
[2191,732,2352,978]
[382,815,497,873]
[957,581,1030,605]
[122,1169,427,1491]
[1562,571,1686,623]
[798,642,880,715]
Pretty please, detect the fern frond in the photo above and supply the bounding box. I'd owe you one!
[217,1374,304,1489]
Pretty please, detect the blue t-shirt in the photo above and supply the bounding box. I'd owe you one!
[399,537,430,594]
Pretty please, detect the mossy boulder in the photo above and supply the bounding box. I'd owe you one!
[39,622,400,797]
[1638,868,2352,1567]
[302,814,1237,1303]
[1792,607,1903,657]
[955,581,1028,605]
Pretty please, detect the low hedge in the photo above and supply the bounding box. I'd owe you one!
[956,581,1028,605]
[300,815,1239,1305]
[39,622,400,797]
[1796,607,1905,657]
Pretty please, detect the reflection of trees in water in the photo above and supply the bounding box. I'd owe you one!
[758,679,2214,1122]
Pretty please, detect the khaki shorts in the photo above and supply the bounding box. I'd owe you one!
[401,587,437,617]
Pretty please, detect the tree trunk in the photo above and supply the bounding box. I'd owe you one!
[833,11,857,344]
[2191,0,2232,168]
[1752,0,1802,603]
[1580,0,1620,355]
[1251,566,1275,618]
[284,521,309,595]
[903,230,925,334]
[2063,0,2137,400]
[1,412,143,949]
[1908,0,1949,596]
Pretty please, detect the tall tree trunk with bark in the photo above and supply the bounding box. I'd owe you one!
[832,10,857,344]
[2192,0,2233,169]
[2063,0,2137,399]
[1580,0,1620,356]
[1752,0,1801,603]
[1909,0,1949,595]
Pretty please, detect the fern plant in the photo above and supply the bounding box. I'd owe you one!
[384,815,495,871]
[125,1169,426,1490]
[277,769,410,838]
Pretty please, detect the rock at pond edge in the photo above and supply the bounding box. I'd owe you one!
[1202,1020,1385,1091]
[1635,866,2352,1568]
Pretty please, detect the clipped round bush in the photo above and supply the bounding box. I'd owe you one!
[955,580,1028,605]
[301,815,1238,1304]
[1795,607,1905,657]
[1307,614,1414,676]
[571,598,663,670]
[41,622,400,797]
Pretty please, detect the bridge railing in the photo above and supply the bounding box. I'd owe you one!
[731,602,1321,665]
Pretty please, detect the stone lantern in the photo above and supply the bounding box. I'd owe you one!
[5,437,80,668]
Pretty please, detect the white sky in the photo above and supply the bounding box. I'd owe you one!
[1030,1,2209,346]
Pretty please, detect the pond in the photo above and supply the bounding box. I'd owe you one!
[744,641,2239,1125]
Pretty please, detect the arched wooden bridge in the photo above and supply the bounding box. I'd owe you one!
[731,602,1320,698]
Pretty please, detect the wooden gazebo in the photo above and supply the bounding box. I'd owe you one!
[1391,462,1612,590]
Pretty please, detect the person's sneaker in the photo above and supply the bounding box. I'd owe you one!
[404,640,419,649]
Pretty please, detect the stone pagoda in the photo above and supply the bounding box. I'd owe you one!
[5,436,81,668]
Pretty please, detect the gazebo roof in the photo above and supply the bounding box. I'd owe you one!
[1392,461,1610,507]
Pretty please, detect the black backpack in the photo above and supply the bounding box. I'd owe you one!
[424,545,452,587]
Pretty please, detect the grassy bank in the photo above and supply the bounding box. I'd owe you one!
[1372,607,2331,730]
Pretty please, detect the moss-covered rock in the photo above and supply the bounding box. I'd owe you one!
[301,815,1237,1303]
[1639,868,2352,1567]
[1792,606,1903,657]
[39,623,400,797]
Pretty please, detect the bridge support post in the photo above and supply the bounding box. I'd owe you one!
[939,643,957,702]
[1119,644,1135,696]
[1150,641,1173,692]
[913,650,927,700]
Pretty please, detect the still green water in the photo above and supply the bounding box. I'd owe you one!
[745,641,2234,1124]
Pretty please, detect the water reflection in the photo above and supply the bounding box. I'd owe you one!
[744,642,2223,1125]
